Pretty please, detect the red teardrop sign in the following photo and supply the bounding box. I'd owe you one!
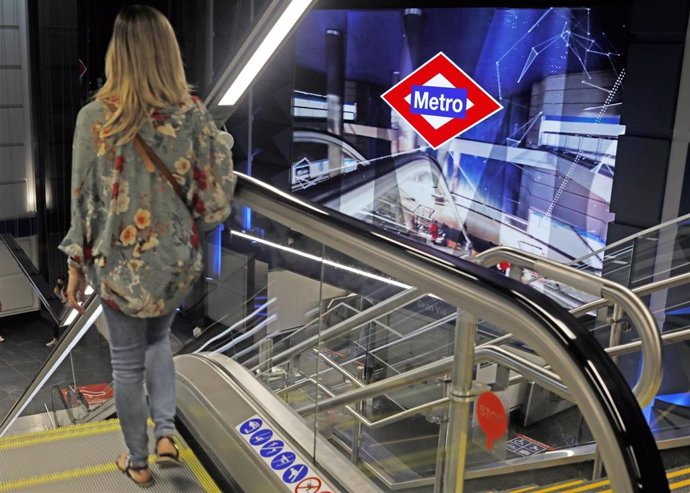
[476,391,507,450]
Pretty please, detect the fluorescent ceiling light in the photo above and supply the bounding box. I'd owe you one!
[219,0,314,106]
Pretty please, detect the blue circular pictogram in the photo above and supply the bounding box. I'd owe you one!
[239,418,263,435]
[249,429,273,446]
[259,440,285,458]
[282,463,309,484]
[271,451,296,470]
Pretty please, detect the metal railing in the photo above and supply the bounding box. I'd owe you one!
[234,173,667,492]
[0,174,670,492]
[279,266,690,486]
[474,246,663,408]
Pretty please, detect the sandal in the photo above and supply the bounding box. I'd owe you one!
[155,436,182,467]
[116,453,154,488]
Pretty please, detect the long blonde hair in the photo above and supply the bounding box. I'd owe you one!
[96,5,191,144]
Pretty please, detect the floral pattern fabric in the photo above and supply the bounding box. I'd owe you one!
[59,97,236,318]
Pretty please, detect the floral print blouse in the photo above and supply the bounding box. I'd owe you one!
[59,97,236,318]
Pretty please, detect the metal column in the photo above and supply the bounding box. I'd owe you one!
[442,311,478,492]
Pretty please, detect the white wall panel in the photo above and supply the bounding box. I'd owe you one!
[0,68,22,105]
[0,108,24,143]
[0,236,40,317]
[0,29,20,65]
[0,182,27,219]
[0,0,19,24]
[0,0,34,222]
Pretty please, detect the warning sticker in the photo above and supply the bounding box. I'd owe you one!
[505,434,552,457]
[236,416,335,493]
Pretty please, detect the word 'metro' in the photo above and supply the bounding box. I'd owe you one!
[410,85,467,119]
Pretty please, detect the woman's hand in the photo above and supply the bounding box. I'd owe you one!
[66,266,87,314]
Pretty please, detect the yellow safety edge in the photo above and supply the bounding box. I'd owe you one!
[0,419,122,452]
[0,420,220,492]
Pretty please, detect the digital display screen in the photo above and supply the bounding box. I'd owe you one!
[291,6,628,274]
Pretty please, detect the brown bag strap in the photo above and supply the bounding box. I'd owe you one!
[102,101,187,205]
[132,135,187,204]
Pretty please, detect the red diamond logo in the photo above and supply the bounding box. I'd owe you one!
[382,52,503,149]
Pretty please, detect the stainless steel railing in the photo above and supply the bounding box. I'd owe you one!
[475,246,663,408]
[0,174,668,492]
[234,173,666,492]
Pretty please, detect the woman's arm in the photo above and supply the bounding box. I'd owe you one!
[59,106,98,313]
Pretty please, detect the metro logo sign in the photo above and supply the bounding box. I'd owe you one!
[382,52,503,149]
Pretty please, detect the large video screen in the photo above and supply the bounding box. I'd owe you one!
[291,6,627,274]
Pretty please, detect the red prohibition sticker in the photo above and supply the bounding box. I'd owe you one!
[476,391,507,450]
[294,477,322,493]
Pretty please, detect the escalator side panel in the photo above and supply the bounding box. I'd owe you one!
[175,354,381,493]
[175,362,288,492]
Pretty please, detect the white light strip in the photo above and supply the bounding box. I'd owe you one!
[0,304,103,437]
[63,309,78,327]
[219,0,314,106]
[237,172,327,215]
[195,298,276,353]
[231,230,411,290]
[61,286,96,327]
[212,314,278,356]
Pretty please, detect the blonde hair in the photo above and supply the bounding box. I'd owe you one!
[96,5,191,144]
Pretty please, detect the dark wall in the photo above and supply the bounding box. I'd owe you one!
[28,0,81,281]
[608,0,690,243]
[225,39,295,191]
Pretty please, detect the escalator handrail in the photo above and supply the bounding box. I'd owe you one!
[0,233,64,325]
[475,245,662,408]
[233,172,668,492]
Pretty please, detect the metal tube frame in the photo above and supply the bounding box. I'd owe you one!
[442,311,478,492]
[351,366,365,465]
[475,246,662,408]
[252,287,423,372]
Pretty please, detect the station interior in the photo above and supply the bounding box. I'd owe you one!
[1,1,690,492]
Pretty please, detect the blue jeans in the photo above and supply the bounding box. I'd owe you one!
[102,304,177,467]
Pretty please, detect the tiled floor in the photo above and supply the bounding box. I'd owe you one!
[0,312,115,422]
[0,313,61,418]
[0,309,195,426]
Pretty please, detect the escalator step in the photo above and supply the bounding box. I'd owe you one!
[546,480,609,492]
[531,479,586,492]
[0,419,220,492]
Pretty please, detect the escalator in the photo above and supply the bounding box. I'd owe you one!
[0,174,672,492]
[0,295,380,492]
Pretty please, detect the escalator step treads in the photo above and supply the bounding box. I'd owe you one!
[530,479,588,492]
[0,419,220,492]
[669,466,690,493]
[520,465,690,493]
[503,486,539,492]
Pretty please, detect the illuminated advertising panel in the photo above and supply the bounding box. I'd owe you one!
[292,7,626,274]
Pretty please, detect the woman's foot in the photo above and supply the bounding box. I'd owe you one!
[0,335,4,342]
[46,338,57,347]
[115,453,154,488]
[155,436,182,467]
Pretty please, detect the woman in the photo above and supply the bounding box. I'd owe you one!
[60,5,235,487]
